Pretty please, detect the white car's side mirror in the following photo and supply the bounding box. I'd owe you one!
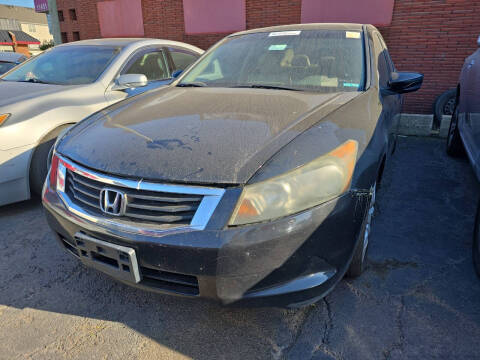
[113,74,148,91]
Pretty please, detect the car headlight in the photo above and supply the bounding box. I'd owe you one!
[0,113,10,126]
[229,140,358,226]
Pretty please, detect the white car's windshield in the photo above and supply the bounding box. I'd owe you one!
[2,45,120,85]
[0,62,16,75]
[179,29,365,92]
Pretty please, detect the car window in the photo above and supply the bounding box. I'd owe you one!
[180,30,365,92]
[169,48,199,72]
[1,46,120,85]
[123,51,168,81]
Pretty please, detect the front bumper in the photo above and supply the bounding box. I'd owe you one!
[43,179,368,308]
[0,144,34,206]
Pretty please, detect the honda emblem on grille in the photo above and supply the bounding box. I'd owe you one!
[99,188,126,216]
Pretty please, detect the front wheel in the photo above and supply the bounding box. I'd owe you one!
[347,182,376,278]
[446,107,465,157]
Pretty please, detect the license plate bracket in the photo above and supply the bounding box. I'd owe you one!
[73,232,141,283]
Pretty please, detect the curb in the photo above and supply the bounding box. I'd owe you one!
[397,114,451,138]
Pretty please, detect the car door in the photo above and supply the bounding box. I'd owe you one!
[459,46,480,167]
[374,32,402,152]
[472,47,480,133]
[106,47,172,103]
[166,47,201,75]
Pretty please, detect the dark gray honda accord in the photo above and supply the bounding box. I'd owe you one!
[43,23,423,307]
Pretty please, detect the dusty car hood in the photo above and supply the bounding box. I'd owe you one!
[58,87,360,184]
[0,80,69,107]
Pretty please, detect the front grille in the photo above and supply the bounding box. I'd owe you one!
[65,169,203,226]
[140,266,199,296]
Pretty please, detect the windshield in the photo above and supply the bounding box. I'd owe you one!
[180,30,365,92]
[2,45,120,85]
[0,62,16,75]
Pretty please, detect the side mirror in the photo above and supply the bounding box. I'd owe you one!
[385,72,424,94]
[172,69,183,78]
[113,74,148,91]
[477,35,480,47]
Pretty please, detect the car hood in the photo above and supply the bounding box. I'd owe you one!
[0,80,69,107]
[58,87,361,184]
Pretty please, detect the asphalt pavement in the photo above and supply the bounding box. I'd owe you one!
[1,136,479,360]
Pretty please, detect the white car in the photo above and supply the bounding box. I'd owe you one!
[0,38,203,206]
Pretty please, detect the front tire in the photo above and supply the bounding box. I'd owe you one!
[347,182,376,278]
[446,106,464,157]
[434,88,456,127]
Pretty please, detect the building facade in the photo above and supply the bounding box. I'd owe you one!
[0,4,53,55]
[55,0,480,114]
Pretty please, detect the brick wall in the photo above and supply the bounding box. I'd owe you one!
[55,0,480,114]
[57,0,100,42]
[378,0,480,114]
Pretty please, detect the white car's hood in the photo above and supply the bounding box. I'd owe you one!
[0,80,70,107]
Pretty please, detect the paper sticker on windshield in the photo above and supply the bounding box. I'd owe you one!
[344,82,360,88]
[269,31,301,37]
[269,44,287,51]
[346,31,361,39]
[320,76,339,87]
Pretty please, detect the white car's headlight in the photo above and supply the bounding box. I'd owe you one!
[0,113,10,126]
[229,140,358,226]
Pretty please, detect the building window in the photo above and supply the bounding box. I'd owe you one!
[301,0,394,26]
[58,10,64,22]
[28,23,36,32]
[97,0,144,37]
[72,32,80,41]
[182,0,246,34]
[61,32,68,43]
[69,9,77,21]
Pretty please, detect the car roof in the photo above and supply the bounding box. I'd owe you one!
[55,38,203,52]
[230,23,366,37]
[0,52,25,63]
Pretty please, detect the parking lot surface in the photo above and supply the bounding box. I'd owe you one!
[1,136,480,360]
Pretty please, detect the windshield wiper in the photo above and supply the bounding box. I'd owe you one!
[18,78,52,84]
[177,82,207,87]
[232,84,300,91]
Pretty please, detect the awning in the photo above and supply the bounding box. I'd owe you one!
[10,30,40,45]
[0,30,12,45]
[0,30,40,45]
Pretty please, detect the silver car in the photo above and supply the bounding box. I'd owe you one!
[446,34,480,275]
[0,38,203,206]
[0,52,27,75]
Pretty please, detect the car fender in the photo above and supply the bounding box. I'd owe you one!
[248,88,385,192]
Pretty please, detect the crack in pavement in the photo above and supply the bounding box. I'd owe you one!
[382,295,405,360]
[322,297,333,346]
[281,296,340,360]
[280,304,317,359]
[310,296,342,360]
